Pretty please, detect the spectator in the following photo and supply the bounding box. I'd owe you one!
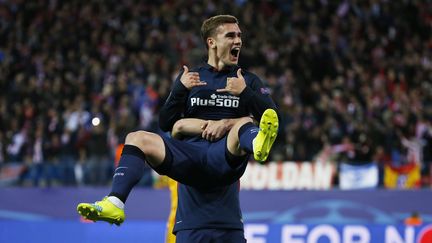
[404,211,423,226]
[0,0,430,186]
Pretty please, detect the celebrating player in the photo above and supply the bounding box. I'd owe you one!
[77,15,278,243]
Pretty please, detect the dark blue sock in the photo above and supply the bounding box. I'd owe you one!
[109,145,146,203]
[238,122,259,153]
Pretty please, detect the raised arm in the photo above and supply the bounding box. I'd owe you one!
[239,71,277,121]
[217,68,277,121]
[159,75,188,132]
[159,66,207,132]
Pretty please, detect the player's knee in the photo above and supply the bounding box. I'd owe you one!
[234,117,254,128]
[240,117,254,124]
[124,131,165,163]
[172,120,185,133]
[125,131,155,149]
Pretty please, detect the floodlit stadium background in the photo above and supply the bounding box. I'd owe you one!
[0,1,431,242]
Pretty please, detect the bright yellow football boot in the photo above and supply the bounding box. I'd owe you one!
[77,197,125,226]
[253,109,278,163]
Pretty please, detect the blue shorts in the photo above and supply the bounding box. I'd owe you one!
[176,229,246,243]
[154,136,248,188]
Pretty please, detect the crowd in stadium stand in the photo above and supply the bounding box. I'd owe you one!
[0,0,431,187]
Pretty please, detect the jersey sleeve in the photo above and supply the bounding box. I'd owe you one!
[159,72,189,132]
[239,72,278,121]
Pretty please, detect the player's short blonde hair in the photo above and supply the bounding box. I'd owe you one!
[201,15,239,49]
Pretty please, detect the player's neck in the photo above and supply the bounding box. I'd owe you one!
[207,54,226,71]
[207,62,225,71]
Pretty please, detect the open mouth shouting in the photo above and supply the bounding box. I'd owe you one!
[230,47,240,62]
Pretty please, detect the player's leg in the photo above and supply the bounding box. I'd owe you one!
[226,109,278,163]
[77,131,166,225]
[107,131,167,201]
[165,177,178,243]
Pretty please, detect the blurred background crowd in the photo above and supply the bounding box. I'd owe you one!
[0,0,431,187]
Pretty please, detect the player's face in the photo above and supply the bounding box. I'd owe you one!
[213,23,242,66]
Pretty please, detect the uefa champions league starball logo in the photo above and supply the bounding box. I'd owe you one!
[273,199,395,224]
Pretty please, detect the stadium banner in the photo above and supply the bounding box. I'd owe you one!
[384,162,421,189]
[1,188,432,242]
[1,221,431,243]
[1,188,431,222]
[339,162,379,190]
[240,161,335,190]
[244,223,432,243]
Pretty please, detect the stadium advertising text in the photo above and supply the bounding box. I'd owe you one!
[244,224,432,243]
[241,162,335,190]
[190,94,240,108]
